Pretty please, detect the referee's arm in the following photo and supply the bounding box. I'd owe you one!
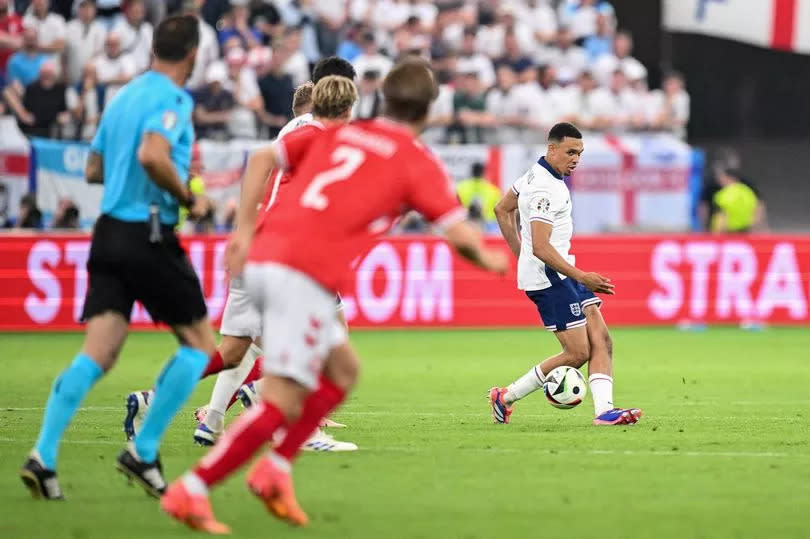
[138,133,195,206]
[86,152,104,184]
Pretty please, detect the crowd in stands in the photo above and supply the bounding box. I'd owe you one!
[0,0,691,144]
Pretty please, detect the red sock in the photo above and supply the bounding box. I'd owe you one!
[194,400,285,487]
[201,350,225,379]
[275,375,346,462]
[225,356,264,411]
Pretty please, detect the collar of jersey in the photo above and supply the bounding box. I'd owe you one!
[537,157,564,180]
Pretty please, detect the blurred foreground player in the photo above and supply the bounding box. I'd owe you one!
[161,61,509,533]
[20,15,218,500]
[489,122,642,426]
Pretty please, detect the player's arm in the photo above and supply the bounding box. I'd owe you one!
[494,189,521,258]
[234,145,279,234]
[444,220,508,275]
[531,221,614,295]
[85,151,103,184]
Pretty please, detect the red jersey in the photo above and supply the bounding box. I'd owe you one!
[248,117,466,292]
[0,13,23,72]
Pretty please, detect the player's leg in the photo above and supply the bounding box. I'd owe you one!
[583,304,642,425]
[21,311,130,500]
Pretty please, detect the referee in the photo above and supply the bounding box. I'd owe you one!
[21,15,218,500]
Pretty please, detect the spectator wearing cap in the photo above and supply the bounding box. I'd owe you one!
[216,0,261,50]
[112,0,152,72]
[592,30,645,86]
[185,0,221,90]
[193,62,235,140]
[546,26,589,78]
[352,32,392,80]
[23,0,66,54]
[4,60,69,137]
[0,0,24,80]
[65,0,105,86]
[92,31,136,106]
[456,26,495,89]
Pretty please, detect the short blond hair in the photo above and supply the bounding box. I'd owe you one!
[292,81,314,116]
[312,75,358,119]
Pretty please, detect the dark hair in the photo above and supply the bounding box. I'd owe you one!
[382,57,437,123]
[548,122,582,143]
[312,56,357,83]
[471,162,485,177]
[152,14,199,62]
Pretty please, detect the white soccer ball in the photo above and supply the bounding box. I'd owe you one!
[543,366,587,409]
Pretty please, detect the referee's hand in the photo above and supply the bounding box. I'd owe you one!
[225,231,250,278]
[189,194,212,219]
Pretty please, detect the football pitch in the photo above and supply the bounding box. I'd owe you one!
[1,328,808,539]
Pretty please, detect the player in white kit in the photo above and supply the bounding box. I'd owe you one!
[487,122,642,426]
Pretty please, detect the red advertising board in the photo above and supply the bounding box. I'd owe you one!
[1,234,808,330]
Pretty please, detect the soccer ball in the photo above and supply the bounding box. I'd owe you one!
[543,366,587,409]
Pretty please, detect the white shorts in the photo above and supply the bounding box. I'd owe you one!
[244,262,348,389]
[219,276,263,339]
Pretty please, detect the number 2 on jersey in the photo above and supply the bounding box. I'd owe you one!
[300,145,366,210]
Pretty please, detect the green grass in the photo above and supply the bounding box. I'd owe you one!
[1,328,809,539]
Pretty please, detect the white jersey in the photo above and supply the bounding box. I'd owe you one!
[513,158,574,291]
[264,113,323,210]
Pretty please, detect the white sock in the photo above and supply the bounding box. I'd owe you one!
[589,374,614,416]
[182,472,209,496]
[504,366,545,404]
[205,343,262,432]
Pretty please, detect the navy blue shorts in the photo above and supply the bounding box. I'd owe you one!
[526,279,602,332]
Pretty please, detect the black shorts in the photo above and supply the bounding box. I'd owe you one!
[81,215,208,326]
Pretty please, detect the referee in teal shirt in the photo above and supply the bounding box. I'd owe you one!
[21,15,218,500]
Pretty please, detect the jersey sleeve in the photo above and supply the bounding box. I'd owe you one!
[271,124,321,171]
[524,182,564,225]
[405,145,467,231]
[143,94,192,146]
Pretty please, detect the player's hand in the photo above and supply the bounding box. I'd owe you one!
[481,248,510,276]
[189,194,211,219]
[581,272,615,295]
[225,231,251,278]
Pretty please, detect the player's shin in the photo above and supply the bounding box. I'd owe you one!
[205,344,262,432]
[504,365,545,404]
[33,354,103,469]
[134,346,209,462]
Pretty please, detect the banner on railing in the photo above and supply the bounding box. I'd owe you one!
[1,234,808,331]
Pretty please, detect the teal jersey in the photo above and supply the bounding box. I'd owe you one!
[91,70,194,225]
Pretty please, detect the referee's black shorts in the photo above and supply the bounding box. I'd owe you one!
[81,215,208,326]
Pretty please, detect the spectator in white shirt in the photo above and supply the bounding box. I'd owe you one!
[547,27,589,78]
[587,68,634,131]
[456,26,495,89]
[651,71,690,139]
[65,0,105,86]
[24,0,66,54]
[567,0,600,41]
[185,0,220,90]
[410,1,438,32]
[509,0,557,46]
[592,30,646,86]
[279,26,310,88]
[485,64,527,143]
[371,0,411,33]
[92,31,136,107]
[221,47,262,139]
[112,0,152,73]
[476,5,534,60]
[510,66,554,141]
[352,32,393,80]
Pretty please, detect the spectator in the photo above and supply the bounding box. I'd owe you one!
[51,197,79,229]
[256,46,292,135]
[456,162,502,231]
[64,62,100,140]
[450,69,492,143]
[422,66,454,144]
[409,1,438,32]
[185,0,220,90]
[0,0,24,80]
[583,11,614,61]
[495,29,534,75]
[112,0,153,72]
[92,31,135,107]
[249,1,281,46]
[216,0,261,50]
[312,0,346,56]
[5,60,69,137]
[16,192,42,228]
[563,69,598,129]
[353,68,382,119]
[23,0,66,54]
[65,0,105,86]
[651,71,691,139]
[279,26,309,87]
[0,182,9,227]
[371,0,411,34]
[5,25,46,89]
[514,0,557,46]
[587,68,633,131]
[92,0,124,27]
[193,61,234,140]
[547,26,588,78]
[476,5,532,60]
[276,0,321,65]
[592,30,646,86]
[336,22,364,62]
[219,47,263,138]
[456,26,495,89]
[352,31,392,80]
